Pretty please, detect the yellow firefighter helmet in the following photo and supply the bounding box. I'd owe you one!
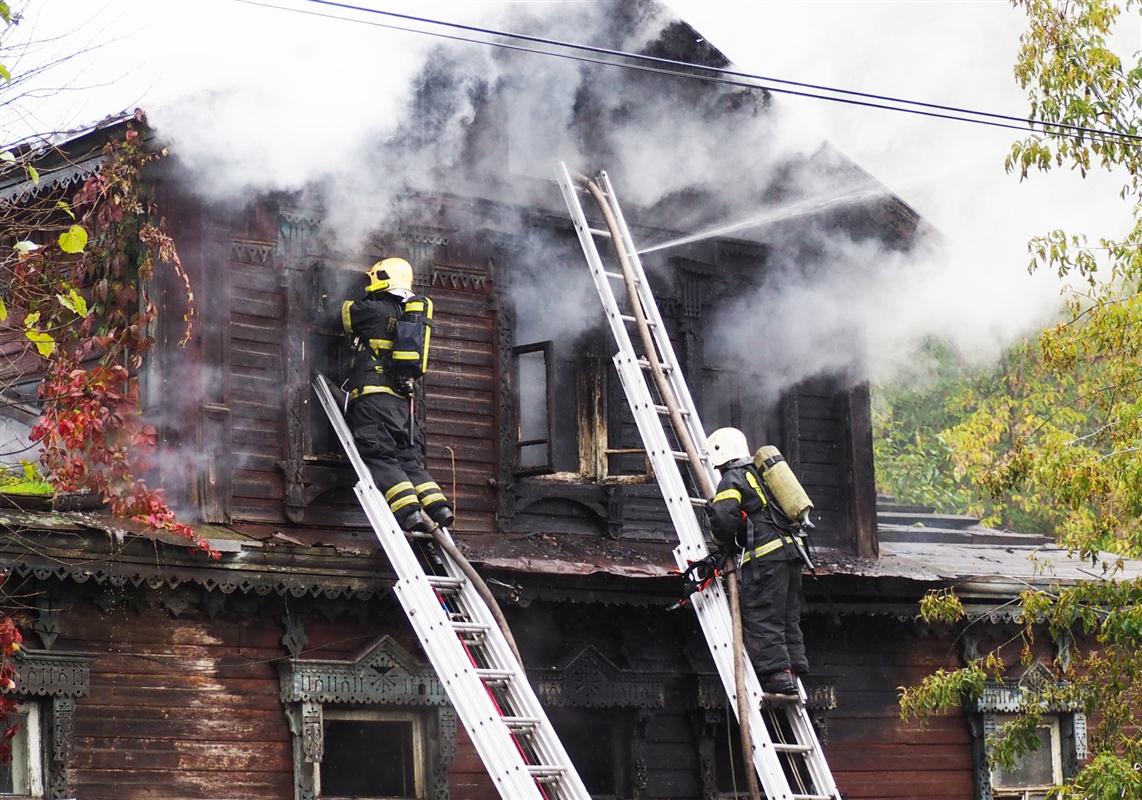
[365,257,414,293]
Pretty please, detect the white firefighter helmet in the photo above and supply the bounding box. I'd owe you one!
[705,427,750,469]
[365,257,414,293]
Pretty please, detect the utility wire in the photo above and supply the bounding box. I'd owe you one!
[282,0,1141,145]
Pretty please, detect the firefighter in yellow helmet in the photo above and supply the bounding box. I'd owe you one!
[340,257,453,532]
[706,427,808,695]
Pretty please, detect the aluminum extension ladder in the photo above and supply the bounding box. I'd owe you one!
[557,164,841,800]
[314,375,590,800]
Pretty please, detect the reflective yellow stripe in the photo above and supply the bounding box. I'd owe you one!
[389,494,420,513]
[421,299,433,373]
[341,300,354,334]
[368,338,393,352]
[713,488,741,504]
[420,492,447,507]
[349,385,402,400]
[404,301,425,312]
[384,481,414,501]
[745,470,768,507]
[415,482,440,493]
[392,351,420,360]
[740,537,787,564]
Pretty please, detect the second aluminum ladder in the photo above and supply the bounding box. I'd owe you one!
[314,374,590,800]
[557,163,841,800]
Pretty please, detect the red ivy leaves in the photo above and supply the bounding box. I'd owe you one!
[27,122,217,560]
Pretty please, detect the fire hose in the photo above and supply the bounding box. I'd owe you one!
[581,175,763,800]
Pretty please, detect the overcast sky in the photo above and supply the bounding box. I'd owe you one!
[3,0,1139,379]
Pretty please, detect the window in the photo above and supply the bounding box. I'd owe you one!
[513,341,555,475]
[0,703,43,799]
[990,715,1062,800]
[315,709,426,800]
[547,708,630,799]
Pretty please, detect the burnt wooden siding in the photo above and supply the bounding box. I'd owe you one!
[805,615,975,799]
[52,585,497,800]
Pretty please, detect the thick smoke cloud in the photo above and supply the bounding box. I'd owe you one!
[10,0,1118,395]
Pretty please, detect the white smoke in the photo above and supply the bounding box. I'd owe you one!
[8,0,1129,393]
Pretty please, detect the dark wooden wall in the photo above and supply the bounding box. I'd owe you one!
[32,575,977,800]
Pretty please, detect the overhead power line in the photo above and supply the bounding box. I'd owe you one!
[234,0,1141,145]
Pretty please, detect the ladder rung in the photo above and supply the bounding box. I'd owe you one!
[636,358,671,373]
[619,314,656,329]
[653,404,689,417]
[603,270,639,284]
[763,692,801,704]
[526,765,566,781]
[475,668,515,683]
[588,227,612,238]
[404,529,434,540]
[671,450,688,461]
[501,715,541,732]
[792,795,832,800]
[773,742,814,754]
[451,621,490,634]
[427,575,464,592]
[689,497,707,507]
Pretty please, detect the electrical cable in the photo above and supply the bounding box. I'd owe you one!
[296,0,1141,144]
[246,0,1065,138]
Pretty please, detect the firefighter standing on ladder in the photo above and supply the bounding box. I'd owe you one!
[340,257,454,533]
[706,427,809,696]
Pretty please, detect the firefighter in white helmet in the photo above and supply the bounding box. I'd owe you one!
[705,427,808,695]
[340,257,453,532]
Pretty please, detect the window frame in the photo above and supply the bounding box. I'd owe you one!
[989,713,1063,800]
[314,708,427,800]
[0,701,44,800]
[512,340,556,476]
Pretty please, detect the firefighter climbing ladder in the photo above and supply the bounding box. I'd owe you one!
[314,374,591,800]
[558,163,842,800]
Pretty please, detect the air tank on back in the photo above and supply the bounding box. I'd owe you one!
[752,445,814,524]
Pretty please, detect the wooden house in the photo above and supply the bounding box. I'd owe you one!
[0,8,1130,800]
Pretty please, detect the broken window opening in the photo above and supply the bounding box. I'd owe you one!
[513,341,555,476]
[547,707,631,799]
[316,708,426,800]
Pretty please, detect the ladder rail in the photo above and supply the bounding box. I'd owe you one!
[598,170,712,478]
[601,170,839,799]
[314,375,591,800]
[560,164,842,800]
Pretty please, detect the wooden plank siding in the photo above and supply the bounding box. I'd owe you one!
[52,589,497,800]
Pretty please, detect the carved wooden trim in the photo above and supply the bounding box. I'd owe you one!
[9,652,89,698]
[51,697,74,764]
[279,636,448,706]
[301,701,323,764]
[532,645,664,709]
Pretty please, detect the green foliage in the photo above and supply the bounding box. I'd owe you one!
[56,224,87,254]
[899,663,987,723]
[898,3,1142,795]
[0,462,52,497]
[919,588,966,624]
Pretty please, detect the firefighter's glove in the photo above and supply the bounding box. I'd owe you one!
[398,378,416,397]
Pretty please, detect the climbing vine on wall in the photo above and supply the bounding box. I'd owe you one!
[4,112,217,559]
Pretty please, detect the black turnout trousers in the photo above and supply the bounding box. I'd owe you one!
[739,557,808,676]
[345,392,441,522]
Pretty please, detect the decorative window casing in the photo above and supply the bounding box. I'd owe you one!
[531,645,665,799]
[278,636,456,800]
[971,666,1086,800]
[1,651,89,800]
[693,675,836,800]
